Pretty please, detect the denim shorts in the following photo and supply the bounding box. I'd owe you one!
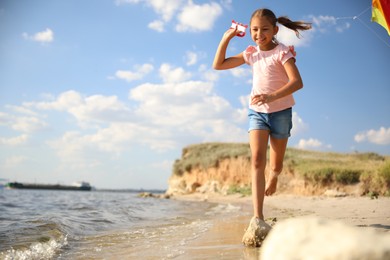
[248,108,292,139]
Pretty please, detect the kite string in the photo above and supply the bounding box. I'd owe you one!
[356,16,390,48]
[335,5,390,48]
[354,5,372,19]
[336,6,371,20]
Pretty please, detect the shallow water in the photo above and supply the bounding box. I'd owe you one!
[0,189,246,259]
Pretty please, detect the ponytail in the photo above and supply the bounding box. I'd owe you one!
[277,16,312,38]
[251,9,312,39]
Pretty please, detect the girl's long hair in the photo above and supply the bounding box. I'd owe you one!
[251,8,312,38]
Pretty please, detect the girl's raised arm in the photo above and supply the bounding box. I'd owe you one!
[213,28,245,70]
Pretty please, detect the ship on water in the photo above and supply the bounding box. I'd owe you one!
[6,181,92,191]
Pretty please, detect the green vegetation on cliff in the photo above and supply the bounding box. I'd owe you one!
[173,143,251,176]
[172,143,390,196]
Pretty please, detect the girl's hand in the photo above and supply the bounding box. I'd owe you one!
[213,24,246,70]
[222,24,241,41]
[251,94,272,106]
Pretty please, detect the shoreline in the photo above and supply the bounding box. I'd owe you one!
[171,193,390,232]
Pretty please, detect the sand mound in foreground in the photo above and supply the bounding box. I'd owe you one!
[261,216,390,260]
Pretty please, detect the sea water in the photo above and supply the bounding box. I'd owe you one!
[0,188,243,259]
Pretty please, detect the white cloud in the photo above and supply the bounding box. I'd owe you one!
[296,138,332,150]
[129,80,247,145]
[151,159,173,170]
[185,51,198,66]
[22,28,54,43]
[4,156,28,168]
[0,134,29,146]
[27,90,82,111]
[118,0,223,33]
[5,105,39,116]
[28,90,133,128]
[311,15,337,28]
[115,63,154,82]
[309,15,351,34]
[115,0,141,4]
[15,61,250,169]
[159,63,192,83]
[198,64,220,82]
[185,50,206,67]
[354,127,390,145]
[202,70,219,82]
[277,25,312,47]
[11,74,248,170]
[117,0,183,30]
[0,111,47,133]
[46,131,104,169]
[148,20,165,32]
[291,111,308,136]
[176,2,222,32]
[220,0,232,10]
[230,67,251,78]
[335,22,351,33]
[11,116,48,132]
[39,78,248,167]
[131,81,232,120]
[147,0,183,22]
[72,94,133,124]
[48,124,138,156]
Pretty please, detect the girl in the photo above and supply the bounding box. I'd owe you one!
[213,8,311,244]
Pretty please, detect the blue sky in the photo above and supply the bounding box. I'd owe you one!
[1,0,389,189]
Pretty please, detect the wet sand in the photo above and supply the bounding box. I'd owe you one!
[171,193,390,259]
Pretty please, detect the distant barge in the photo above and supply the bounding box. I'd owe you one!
[6,182,92,191]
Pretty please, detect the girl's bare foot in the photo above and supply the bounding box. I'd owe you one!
[265,171,279,196]
[242,216,272,247]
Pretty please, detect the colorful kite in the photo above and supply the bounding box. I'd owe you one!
[372,0,390,35]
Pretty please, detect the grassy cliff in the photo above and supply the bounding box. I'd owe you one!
[171,143,390,196]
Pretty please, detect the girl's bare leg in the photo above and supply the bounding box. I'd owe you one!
[249,130,269,220]
[265,136,288,196]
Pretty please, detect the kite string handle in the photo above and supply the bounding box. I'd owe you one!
[231,20,248,37]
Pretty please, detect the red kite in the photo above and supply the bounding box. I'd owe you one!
[372,0,390,35]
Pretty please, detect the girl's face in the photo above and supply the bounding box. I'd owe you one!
[250,16,278,51]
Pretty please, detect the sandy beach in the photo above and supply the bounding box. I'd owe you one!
[171,193,390,259]
[2,189,388,259]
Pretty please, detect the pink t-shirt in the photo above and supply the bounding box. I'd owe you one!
[243,43,296,113]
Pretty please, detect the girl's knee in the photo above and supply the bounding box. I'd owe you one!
[251,153,266,167]
[251,157,266,170]
[270,164,283,173]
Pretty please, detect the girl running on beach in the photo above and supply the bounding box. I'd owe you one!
[213,8,311,243]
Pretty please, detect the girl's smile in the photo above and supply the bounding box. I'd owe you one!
[250,16,279,51]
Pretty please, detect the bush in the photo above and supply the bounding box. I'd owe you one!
[353,152,385,161]
[360,161,390,196]
[304,168,334,185]
[173,143,250,176]
[334,170,361,185]
[227,185,251,196]
[173,160,182,176]
[378,161,390,188]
